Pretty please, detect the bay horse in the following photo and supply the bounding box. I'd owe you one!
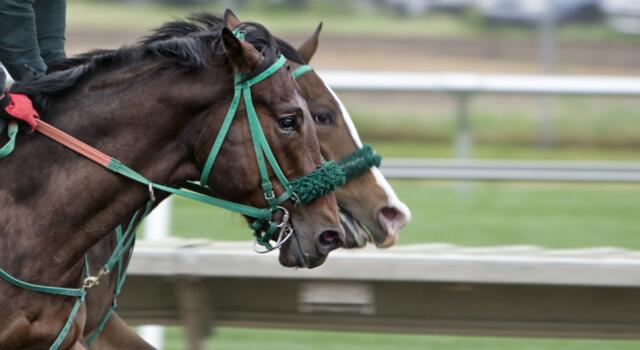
[0,15,344,350]
[77,11,411,350]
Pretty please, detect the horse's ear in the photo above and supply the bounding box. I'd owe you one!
[298,22,323,63]
[221,27,262,73]
[224,9,242,30]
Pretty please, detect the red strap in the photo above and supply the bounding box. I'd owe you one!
[4,93,40,132]
[36,121,113,167]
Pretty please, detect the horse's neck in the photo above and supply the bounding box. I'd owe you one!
[0,73,209,286]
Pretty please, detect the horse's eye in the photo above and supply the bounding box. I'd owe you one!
[278,116,299,131]
[314,112,334,125]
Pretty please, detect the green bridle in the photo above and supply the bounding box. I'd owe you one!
[196,52,347,251]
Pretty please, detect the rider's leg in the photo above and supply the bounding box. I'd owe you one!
[1,68,5,95]
[34,0,67,66]
[0,0,47,81]
[0,69,6,130]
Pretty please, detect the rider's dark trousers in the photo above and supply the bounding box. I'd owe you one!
[0,67,5,91]
[0,0,66,81]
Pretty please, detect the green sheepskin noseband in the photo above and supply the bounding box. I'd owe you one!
[291,161,346,205]
[287,145,382,206]
[290,145,381,205]
[338,144,382,181]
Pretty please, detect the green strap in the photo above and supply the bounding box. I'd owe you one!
[233,29,245,40]
[199,89,241,185]
[87,202,147,347]
[86,305,114,347]
[0,121,18,158]
[243,87,291,192]
[87,193,152,346]
[50,294,86,350]
[108,159,272,221]
[0,267,85,298]
[242,55,287,87]
[291,65,313,79]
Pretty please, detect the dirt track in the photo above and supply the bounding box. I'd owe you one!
[66,27,640,75]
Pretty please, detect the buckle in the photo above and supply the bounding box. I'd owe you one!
[264,190,275,202]
[82,267,110,290]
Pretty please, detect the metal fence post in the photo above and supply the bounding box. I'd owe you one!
[138,198,173,349]
[454,93,472,194]
[454,93,472,160]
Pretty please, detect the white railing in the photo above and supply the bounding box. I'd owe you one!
[320,71,640,96]
[380,158,640,182]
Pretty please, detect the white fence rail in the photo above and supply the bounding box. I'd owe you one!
[380,159,640,182]
[320,71,640,96]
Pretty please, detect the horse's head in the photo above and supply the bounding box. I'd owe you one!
[191,16,344,268]
[284,25,411,248]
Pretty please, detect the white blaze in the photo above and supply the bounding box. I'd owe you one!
[322,80,412,222]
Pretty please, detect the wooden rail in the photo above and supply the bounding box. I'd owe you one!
[118,240,640,349]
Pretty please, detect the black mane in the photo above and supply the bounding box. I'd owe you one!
[12,12,280,111]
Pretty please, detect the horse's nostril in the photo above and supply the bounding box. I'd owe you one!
[320,230,341,246]
[380,206,400,222]
[377,206,408,245]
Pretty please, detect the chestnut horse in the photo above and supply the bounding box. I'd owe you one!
[0,16,343,350]
[77,11,411,350]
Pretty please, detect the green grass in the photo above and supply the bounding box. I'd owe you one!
[161,327,640,350]
[170,180,640,249]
